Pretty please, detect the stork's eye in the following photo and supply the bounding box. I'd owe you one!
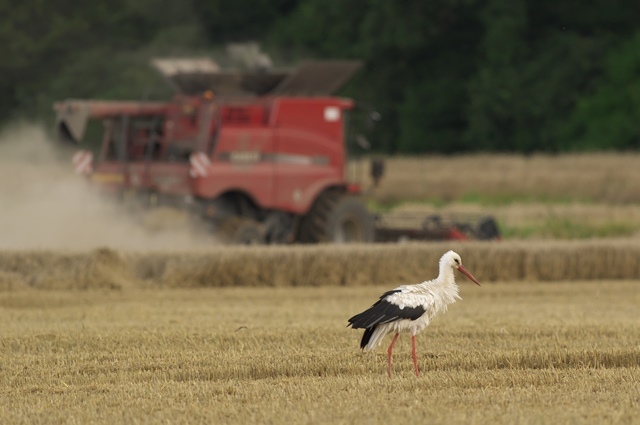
[454,258,460,264]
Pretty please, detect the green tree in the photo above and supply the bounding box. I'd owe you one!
[465,0,527,151]
[3,0,640,153]
[464,0,640,152]
[561,32,640,150]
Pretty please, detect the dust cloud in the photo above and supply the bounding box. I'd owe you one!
[0,123,216,251]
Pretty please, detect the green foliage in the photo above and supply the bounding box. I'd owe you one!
[501,218,638,240]
[2,0,640,153]
[465,0,614,152]
[561,32,640,150]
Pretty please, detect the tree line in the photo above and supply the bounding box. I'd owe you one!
[1,0,639,153]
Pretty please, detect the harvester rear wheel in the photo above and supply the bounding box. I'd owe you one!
[299,192,374,243]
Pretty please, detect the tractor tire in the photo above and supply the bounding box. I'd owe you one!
[299,192,375,243]
[219,217,265,245]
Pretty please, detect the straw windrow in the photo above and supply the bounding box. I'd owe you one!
[1,240,639,290]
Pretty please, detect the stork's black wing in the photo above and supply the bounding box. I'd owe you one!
[347,289,425,330]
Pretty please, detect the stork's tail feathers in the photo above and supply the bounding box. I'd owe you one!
[358,326,389,351]
[360,327,374,350]
[349,307,390,351]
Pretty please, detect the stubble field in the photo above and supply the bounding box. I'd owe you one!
[1,125,640,424]
[353,154,640,239]
[1,281,639,424]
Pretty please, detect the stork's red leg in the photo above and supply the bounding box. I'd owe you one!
[411,335,420,377]
[387,332,400,378]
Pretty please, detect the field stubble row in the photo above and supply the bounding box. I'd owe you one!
[1,282,638,424]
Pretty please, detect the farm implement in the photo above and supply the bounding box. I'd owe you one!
[54,53,500,244]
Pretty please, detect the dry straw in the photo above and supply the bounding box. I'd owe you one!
[353,153,640,203]
[1,240,640,290]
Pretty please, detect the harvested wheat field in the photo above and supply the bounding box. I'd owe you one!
[2,125,640,424]
[1,280,639,424]
[353,153,640,204]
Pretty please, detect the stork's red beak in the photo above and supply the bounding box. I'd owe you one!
[457,265,481,286]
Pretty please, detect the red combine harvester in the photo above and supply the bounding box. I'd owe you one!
[54,58,500,244]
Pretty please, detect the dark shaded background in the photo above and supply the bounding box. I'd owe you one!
[1,0,639,153]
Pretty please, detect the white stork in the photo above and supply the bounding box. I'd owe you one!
[347,250,480,378]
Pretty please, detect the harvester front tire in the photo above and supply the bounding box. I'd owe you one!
[299,192,374,243]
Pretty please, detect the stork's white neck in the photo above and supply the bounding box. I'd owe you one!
[415,262,462,305]
[437,261,456,285]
